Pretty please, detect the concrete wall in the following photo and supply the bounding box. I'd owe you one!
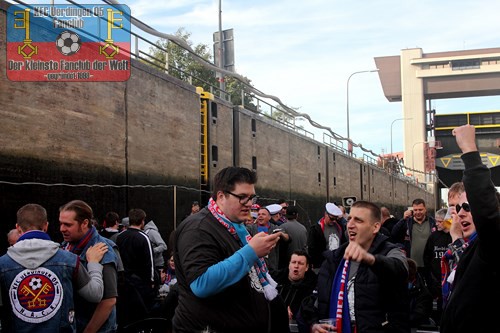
[0,4,435,251]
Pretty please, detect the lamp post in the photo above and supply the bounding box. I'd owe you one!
[412,141,428,174]
[217,0,225,92]
[346,69,379,148]
[390,117,412,157]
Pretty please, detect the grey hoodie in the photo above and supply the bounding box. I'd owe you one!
[144,220,167,268]
[5,238,104,303]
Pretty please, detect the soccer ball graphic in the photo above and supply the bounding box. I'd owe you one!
[56,31,81,56]
[29,277,42,290]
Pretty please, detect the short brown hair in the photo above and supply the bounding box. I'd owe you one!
[412,198,426,207]
[128,208,146,226]
[448,182,465,201]
[351,200,381,223]
[104,211,120,227]
[17,204,47,232]
[59,200,93,224]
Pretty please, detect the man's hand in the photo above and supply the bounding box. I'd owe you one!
[287,306,293,320]
[403,209,413,219]
[86,243,108,263]
[248,232,280,258]
[311,323,338,333]
[452,125,478,154]
[344,241,375,265]
[449,210,463,242]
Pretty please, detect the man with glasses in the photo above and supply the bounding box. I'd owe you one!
[440,125,500,333]
[307,203,347,271]
[173,166,289,333]
[440,181,469,309]
[277,199,289,225]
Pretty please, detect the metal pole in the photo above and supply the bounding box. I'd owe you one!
[412,141,428,174]
[346,69,379,152]
[218,0,225,92]
[390,117,412,156]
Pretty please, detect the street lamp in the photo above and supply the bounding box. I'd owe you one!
[217,0,225,92]
[346,69,379,147]
[390,117,412,157]
[411,141,430,175]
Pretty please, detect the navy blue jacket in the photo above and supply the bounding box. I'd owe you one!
[316,234,410,333]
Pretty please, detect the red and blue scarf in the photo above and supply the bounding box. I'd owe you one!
[208,197,278,300]
[329,258,351,333]
[164,266,176,284]
[441,231,477,307]
[62,226,95,255]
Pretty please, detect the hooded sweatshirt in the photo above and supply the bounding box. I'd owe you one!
[144,220,168,268]
[0,232,103,332]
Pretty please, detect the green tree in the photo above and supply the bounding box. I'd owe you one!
[148,28,218,89]
[147,28,256,107]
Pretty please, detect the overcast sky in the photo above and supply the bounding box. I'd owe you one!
[27,0,500,156]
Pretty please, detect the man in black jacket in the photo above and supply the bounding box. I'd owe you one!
[440,125,500,333]
[276,250,317,321]
[391,198,436,278]
[307,203,347,272]
[116,208,158,326]
[301,201,410,333]
[173,167,289,333]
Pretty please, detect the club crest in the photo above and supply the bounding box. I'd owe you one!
[9,267,63,323]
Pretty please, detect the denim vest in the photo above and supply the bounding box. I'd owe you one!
[0,250,78,333]
[69,232,119,333]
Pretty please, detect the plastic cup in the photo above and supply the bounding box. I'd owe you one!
[319,318,336,332]
[443,207,454,230]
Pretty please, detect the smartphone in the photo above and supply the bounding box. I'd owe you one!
[272,228,283,234]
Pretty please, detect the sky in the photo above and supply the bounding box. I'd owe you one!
[18,0,500,157]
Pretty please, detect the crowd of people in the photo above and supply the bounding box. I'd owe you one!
[0,124,498,333]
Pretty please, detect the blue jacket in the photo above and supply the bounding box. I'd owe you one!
[0,240,79,333]
[63,230,120,333]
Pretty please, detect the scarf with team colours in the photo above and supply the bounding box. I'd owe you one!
[441,231,477,307]
[208,197,278,301]
[330,258,351,333]
[62,226,95,255]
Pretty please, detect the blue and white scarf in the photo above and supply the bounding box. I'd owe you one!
[329,258,352,333]
[208,197,278,300]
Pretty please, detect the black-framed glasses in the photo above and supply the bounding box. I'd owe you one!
[456,202,471,213]
[225,191,258,205]
[327,214,339,220]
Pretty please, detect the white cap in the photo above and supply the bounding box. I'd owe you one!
[325,203,342,216]
[266,204,282,215]
[121,217,129,227]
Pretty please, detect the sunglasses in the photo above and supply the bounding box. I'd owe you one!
[455,202,471,213]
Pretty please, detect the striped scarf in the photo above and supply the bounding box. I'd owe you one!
[441,232,477,307]
[62,226,95,255]
[164,266,175,284]
[330,258,351,333]
[208,197,278,301]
